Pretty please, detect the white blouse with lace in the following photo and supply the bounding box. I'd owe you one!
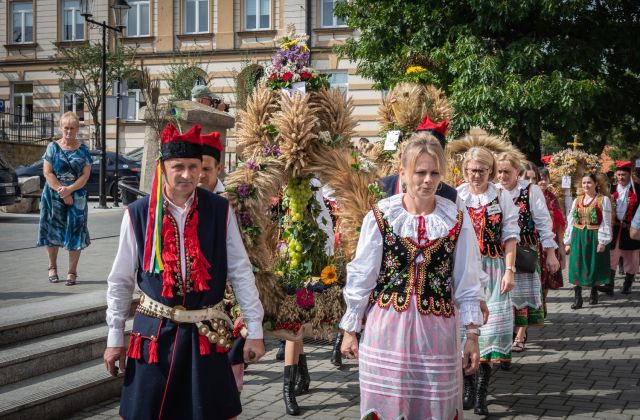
[339,193,485,333]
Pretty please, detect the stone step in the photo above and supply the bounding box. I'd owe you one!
[0,290,138,346]
[0,359,123,420]
[0,320,132,387]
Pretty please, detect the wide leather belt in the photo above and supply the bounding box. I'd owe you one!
[137,292,234,350]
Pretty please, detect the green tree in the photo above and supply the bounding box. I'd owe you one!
[52,42,137,149]
[163,51,208,101]
[335,1,640,162]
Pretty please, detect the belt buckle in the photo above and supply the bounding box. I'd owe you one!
[170,305,186,324]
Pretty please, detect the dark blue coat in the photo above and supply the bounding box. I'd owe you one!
[379,174,458,203]
[120,188,241,420]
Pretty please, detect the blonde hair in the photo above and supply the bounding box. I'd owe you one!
[495,151,522,173]
[59,111,80,128]
[401,131,447,176]
[462,147,497,182]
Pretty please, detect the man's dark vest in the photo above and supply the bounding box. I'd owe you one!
[379,174,458,203]
[514,184,539,247]
[467,195,504,258]
[120,188,241,420]
[368,204,462,317]
[610,183,640,250]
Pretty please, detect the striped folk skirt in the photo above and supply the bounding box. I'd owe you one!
[359,296,461,420]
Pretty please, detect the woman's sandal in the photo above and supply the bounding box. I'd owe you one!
[48,266,59,283]
[512,339,525,352]
[65,272,77,286]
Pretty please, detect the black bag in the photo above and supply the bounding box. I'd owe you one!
[515,245,538,273]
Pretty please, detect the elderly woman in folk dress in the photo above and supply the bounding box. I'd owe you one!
[496,152,560,353]
[340,134,485,420]
[457,147,520,416]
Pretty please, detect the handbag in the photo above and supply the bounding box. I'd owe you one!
[515,245,538,273]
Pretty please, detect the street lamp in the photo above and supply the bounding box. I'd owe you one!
[80,0,130,209]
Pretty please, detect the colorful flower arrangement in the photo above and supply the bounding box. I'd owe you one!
[402,65,431,84]
[547,149,600,178]
[263,24,329,91]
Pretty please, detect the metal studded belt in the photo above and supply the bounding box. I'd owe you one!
[137,292,234,350]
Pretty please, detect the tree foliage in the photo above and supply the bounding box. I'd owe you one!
[335,1,640,162]
[163,52,208,101]
[52,42,137,148]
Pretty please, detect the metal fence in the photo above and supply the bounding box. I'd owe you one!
[0,112,55,145]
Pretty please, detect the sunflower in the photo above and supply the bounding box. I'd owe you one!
[320,265,338,285]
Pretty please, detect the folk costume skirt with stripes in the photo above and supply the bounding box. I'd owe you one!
[512,245,544,327]
[461,256,513,362]
[359,294,461,420]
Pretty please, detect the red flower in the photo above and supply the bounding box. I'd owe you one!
[281,72,294,82]
[295,288,314,309]
[299,71,312,81]
[268,72,278,81]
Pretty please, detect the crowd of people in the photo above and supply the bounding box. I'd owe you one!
[36,109,638,419]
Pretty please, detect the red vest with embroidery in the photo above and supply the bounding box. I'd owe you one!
[467,196,504,258]
[369,205,463,317]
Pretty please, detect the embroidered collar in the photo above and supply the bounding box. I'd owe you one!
[377,193,459,240]
[457,183,499,208]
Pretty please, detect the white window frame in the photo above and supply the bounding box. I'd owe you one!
[12,83,34,124]
[326,71,348,94]
[184,0,209,34]
[126,88,143,121]
[244,0,271,31]
[11,2,34,44]
[320,0,346,28]
[62,0,84,41]
[126,0,150,37]
[61,82,84,121]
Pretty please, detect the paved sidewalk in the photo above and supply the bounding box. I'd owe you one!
[71,277,640,420]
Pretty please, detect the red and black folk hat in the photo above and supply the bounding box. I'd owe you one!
[615,161,633,172]
[160,123,203,160]
[200,131,223,162]
[416,113,449,145]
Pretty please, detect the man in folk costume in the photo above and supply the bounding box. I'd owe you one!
[379,114,458,202]
[104,123,265,419]
[609,160,640,294]
[198,130,226,194]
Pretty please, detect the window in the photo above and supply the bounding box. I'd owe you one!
[125,79,146,121]
[61,82,85,121]
[321,0,345,28]
[328,72,348,93]
[245,0,270,30]
[127,0,150,37]
[184,0,208,34]
[62,0,84,41]
[12,83,33,124]
[11,2,34,43]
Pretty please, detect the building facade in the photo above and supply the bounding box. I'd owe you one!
[0,0,382,164]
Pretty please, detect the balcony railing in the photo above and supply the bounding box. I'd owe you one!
[0,112,55,145]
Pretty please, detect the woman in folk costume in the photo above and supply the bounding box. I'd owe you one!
[105,123,265,419]
[495,152,560,353]
[340,134,485,420]
[537,167,567,314]
[564,173,613,308]
[456,147,520,416]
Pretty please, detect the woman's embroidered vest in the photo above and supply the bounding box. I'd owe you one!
[515,184,539,246]
[573,195,604,230]
[368,205,462,317]
[467,196,504,258]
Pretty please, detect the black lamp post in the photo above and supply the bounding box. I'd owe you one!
[80,0,130,209]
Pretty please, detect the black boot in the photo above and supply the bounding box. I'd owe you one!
[463,373,475,410]
[275,340,285,361]
[474,362,491,416]
[598,270,616,296]
[589,286,598,305]
[294,354,310,395]
[330,332,343,368]
[622,273,634,294]
[499,361,511,371]
[571,286,583,310]
[283,365,300,415]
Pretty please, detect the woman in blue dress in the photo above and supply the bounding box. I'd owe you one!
[37,112,92,285]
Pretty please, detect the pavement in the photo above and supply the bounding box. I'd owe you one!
[1,203,640,419]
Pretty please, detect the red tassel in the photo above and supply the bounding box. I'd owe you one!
[129,334,142,360]
[148,337,159,364]
[126,333,136,358]
[199,335,210,356]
